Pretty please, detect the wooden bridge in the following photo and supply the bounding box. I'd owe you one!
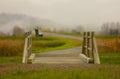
[22,32,100,64]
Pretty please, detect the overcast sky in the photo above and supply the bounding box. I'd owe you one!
[0,0,120,27]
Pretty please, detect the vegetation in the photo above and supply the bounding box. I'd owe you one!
[0,36,81,56]
[32,36,81,53]
[97,37,120,53]
[0,38,24,56]
[0,34,120,79]
[100,53,120,65]
[101,22,120,35]
[0,64,120,79]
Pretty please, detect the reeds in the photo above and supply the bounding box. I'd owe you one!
[97,38,120,53]
[0,40,24,56]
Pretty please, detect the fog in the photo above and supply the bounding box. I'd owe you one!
[0,0,120,30]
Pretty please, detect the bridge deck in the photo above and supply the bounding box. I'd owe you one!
[33,57,84,64]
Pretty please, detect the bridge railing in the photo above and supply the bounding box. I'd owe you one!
[80,32,100,64]
[22,31,32,64]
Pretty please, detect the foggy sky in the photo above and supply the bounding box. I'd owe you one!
[0,0,120,27]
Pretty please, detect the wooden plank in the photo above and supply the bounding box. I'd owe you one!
[22,31,32,64]
[33,57,84,64]
[93,38,100,64]
[87,32,90,57]
[79,54,93,63]
[27,54,35,64]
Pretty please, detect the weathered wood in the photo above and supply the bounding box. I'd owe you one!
[79,54,93,63]
[27,54,35,64]
[93,38,100,64]
[87,32,90,57]
[82,32,88,55]
[22,31,32,64]
[82,32,86,55]
[80,32,100,64]
[33,57,84,64]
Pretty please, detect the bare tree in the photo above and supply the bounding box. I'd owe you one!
[72,25,84,34]
[0,31,6,36]
[101,22,120,35]
[12,26,24,36]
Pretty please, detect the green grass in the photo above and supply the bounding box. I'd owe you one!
[0,36,81,56]
[0,57,22,63]
[0,64,120,79]
[100,53,120,65]
[0,35,120,79]
[32,36,81,53]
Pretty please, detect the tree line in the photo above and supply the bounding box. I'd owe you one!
[0,26,24,36]
[101,22,120,35]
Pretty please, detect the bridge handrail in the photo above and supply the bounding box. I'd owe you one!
[22,31,32,64]
[80,32,100,64]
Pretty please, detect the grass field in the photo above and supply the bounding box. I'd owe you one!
[0,36,81,56]
[32,36,81,53]
[0,35,120,79]
[0,64,120,79]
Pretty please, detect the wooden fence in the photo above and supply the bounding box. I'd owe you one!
[22,32,32,64]
[80,32,100,64]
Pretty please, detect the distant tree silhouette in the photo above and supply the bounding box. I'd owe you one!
[101,22,120,35]
[72,25,84,34]
[12,26,24,36]
[0,31,6,36]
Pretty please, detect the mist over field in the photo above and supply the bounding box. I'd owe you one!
[0,0,120,34]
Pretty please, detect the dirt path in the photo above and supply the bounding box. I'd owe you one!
[33,33,83,64]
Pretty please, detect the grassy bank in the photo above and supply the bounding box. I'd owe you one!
[0,64,120,79]
[32,36,81,53]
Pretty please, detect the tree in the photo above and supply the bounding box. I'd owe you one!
[72,25,84,34]
[0,31,6,36]
[101,22,120,35]
[12,26,24,36]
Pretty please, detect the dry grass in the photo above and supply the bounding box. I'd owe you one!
[0,40,24,56]
[97,38,120,53]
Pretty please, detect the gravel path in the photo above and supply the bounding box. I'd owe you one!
[36,47,82,57]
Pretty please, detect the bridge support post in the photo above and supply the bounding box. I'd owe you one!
[22,31,35,64]
[80,32,100,64]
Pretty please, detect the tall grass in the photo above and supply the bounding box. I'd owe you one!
[0,36,81,56]
[97,36,120,65]
[0,40,24,56]
[97,38,120,53]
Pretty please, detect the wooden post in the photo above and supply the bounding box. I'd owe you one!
[87,32,90,57]
[22,31,32,64]
[82,32,87,55]
[91,32,94,58]
[93,37,100,64]
[80,31,100,64]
